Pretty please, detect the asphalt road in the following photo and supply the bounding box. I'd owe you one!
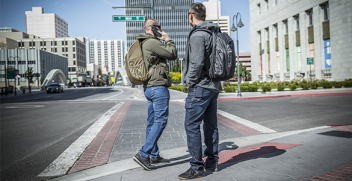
[0,86,141,181]
[217,94,352,132]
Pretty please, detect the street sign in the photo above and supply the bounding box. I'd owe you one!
[112,15,145,22]
[307,57,314,65]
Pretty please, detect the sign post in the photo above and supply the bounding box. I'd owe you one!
[307,57,314,89]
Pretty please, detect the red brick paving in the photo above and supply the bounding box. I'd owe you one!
[330,124,352,132]
[302,162,352,181]
[68,101,132,174]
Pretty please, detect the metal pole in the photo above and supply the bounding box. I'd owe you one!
[151,0,154,19]
[236,16,242,97]
[216,0,219,25]
[310,64,312,89]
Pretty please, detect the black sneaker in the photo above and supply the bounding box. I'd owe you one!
[150,156,170,164]
[133,153,155,171]
[178,167,205,180]
[204,161,220,172]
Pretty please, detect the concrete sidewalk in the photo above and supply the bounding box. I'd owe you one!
[52,125,352,181]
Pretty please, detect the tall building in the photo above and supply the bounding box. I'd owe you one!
[89,39,124,74]
[25,7,68,38]
[250,0,352,82]
[125,0,193,66]
[203,0,231,36]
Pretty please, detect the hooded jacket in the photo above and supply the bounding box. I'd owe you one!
[136,33,177,88]
[182,21,222,92]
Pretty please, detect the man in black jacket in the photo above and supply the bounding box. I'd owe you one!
[179,2,222,180]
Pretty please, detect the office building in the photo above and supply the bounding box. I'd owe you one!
[250,0,352,82]
[88,39,124,74]
[0,48,68,88]
[25,7,68,38]
[124,0,193,68]
[203,0,231,36]
[1,29,87,83]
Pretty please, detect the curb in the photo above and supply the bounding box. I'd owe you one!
[218,92,352,100]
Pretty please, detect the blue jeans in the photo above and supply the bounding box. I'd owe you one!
[139,86,169,159]
[185,86,219,170]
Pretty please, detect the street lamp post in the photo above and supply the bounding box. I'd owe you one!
[231,12,244,97]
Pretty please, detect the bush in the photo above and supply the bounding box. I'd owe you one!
[284,81,290,86]
[248,85,259,92]
[311,82,319,89]
[169,85,188,92]
[300,82,310,90]
[343,79,352,87]
[333,81,342,88]
[320,80,333,88]
[278,85,285,91]
[262,85,272,92]
[224,86,236,92]
[241,82,250,86]
[169,72,181,82]
[289,84,297,91]
[241,86,249,92]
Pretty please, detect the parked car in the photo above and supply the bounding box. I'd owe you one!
[73,82,82,88]
[46,83,63,94]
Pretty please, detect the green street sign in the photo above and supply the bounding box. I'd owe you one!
[7,69,15,79]
[112,15,145,22]
[307,57,314,65]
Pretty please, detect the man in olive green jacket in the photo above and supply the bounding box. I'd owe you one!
[133,18,177,171]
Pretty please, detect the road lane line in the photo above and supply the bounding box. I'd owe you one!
[101,88,123,100]
[38,102,124,177]
[217,110,277,134]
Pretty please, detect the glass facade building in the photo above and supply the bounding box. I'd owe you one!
[125,0,194,67]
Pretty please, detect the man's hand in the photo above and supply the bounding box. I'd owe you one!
[158,31,170,41]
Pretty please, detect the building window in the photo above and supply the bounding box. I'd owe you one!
[307,10,313,26]
[324,39,331,68]
[296,46,301,71]
[275,0,277,6]
[55,48,57,52]
[284,20,288,34]
[73,47,75,52]
[294,15,300,30]
[265,0,269,10]
[257,3,261,15]
[309,43,315,70]
[40,42,43,46]
[274,24,278,37]
[74,61,76,65]
[44,42,46,46]
[323,4,329,20]
[66,47,68,52]
[29,42,32,46]
[73,54,75,58]
[55,41,57,46]
[62,41,65,45]
[65,41,68,45]
[62,47,65,52]
[276,52,280,73]
[286,49,290,72]
[73,41,75,45]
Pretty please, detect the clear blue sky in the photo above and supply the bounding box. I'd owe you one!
[0,0,250,53]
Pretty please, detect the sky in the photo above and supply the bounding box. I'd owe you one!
[0,0,250,53]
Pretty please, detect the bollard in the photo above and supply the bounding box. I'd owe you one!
[23,88,25,94]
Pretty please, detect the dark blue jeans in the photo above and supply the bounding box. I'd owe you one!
[185,86,219,170]
[139,86,169,159]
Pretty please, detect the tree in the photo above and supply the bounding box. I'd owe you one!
[234,63,251,80]
[24,67,35,93]
[171,59,181,72]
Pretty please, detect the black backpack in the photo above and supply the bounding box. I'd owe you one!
[191,28,236,81]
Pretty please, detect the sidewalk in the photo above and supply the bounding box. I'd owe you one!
[49,88,352,181]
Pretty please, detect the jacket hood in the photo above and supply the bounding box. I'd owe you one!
[136,33,155,41]
[193,21,220,32]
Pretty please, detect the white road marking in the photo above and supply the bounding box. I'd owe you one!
[217,110,277,134]
[38,102,125,177]
[5,105,45,108]
[101,88,124,100]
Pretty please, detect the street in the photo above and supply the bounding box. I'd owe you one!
[0,86,141,181]
[1,87,352,180]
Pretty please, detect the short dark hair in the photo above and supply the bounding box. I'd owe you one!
[190,3,206,21]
